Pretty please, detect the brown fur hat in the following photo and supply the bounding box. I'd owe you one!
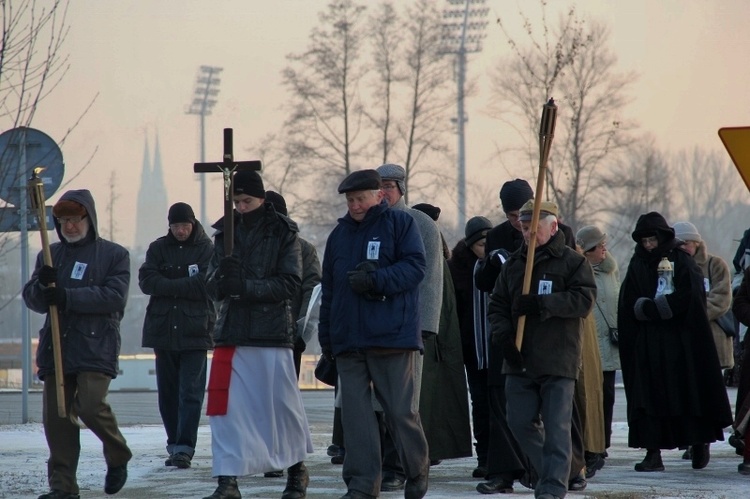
[52,199,87,218]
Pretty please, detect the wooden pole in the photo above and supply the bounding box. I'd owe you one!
[28,168,66,417]
[515,99,558,350]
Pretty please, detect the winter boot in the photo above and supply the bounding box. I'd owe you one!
[691,443,710,469]
[281,462,309,499]
[203,476,241,499]
[634,449,664,472]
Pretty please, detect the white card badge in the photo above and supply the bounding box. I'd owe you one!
[538,280,553,295]
[71,262,87,280]
[703,277,710,292]
[367,241,381,260]
[188,264,199,277]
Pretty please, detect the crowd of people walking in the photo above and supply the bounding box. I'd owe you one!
[23,169,747,499]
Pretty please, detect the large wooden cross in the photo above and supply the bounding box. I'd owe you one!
[193,128,261,256]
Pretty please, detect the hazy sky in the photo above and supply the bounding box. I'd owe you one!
[27,0,750,247]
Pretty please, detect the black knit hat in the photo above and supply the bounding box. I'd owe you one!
[338,169,382,193]
[168,202,196,224]
[412,203,441,221]
[265,190,288,216]
[233,170,265,198]
[499,179,533,213]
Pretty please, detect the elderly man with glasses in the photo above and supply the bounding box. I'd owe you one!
[23,189,132,499]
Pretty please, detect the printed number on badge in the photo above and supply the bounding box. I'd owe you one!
[538,280,553,295]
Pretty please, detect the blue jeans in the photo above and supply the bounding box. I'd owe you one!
[154,349,207,457]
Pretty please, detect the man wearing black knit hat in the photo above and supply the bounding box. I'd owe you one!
[139,202,214,471]
[201,171,312,499]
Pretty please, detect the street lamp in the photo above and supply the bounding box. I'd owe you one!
[186,65,223,227]
[441,0,488,229]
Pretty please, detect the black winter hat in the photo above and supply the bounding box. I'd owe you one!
[499,179,534,213]
[168,202,196,224]
[233,170,265,198]
[338,169,382,193]
[465,216,493,247]
[412,203,441,221]
[631,211,675,243]
[265,190,288,216]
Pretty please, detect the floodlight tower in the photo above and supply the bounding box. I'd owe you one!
[186,65,223,226]
[441,0,488,229]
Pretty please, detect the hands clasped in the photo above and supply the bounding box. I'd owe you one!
[217,256,244,297]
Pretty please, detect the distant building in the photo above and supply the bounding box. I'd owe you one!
[133,132,168,254]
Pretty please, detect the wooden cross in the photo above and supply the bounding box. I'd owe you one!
[193,128,261,256]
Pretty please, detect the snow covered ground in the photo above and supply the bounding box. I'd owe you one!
[1,421,749,498]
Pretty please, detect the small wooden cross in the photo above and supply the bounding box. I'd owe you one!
[193,128,261,256]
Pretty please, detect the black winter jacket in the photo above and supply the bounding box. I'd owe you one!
[23,189,130,380]
[208,205,302,348]
[139,221,215,351]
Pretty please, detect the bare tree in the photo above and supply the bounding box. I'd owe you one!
[597,138,672,264]
[281,0,368,185]
[490,3,636,229]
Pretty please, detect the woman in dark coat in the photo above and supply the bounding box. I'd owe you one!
[618,212,732,472]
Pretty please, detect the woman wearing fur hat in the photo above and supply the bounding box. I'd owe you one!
[618,212,732,473]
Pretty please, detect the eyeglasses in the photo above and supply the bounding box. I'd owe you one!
[56,215,86,225]
[382,184,399,191]
[169,223,192,231]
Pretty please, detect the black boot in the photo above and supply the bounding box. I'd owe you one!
[281,462,309,499]
[634,449,664,472]
[203,476,241,499]
[691,443,710,469]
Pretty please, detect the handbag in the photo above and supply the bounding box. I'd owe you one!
[595,300,618,345]
[716,309,736,337]
[314,355,337,387]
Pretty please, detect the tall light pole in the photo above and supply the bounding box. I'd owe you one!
[186,65,223,227]
[441,0,488,229]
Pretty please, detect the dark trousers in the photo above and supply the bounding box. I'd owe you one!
[338,350,429,497]
[602,370,616,449]
[154,349,207,457]
[506,374,575,499]
[486,377,528,481]
[43,371,132,494]
[465,366,490,468]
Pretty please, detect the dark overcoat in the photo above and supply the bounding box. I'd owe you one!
[618,212,732,449]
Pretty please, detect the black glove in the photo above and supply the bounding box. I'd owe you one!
[321,346,334,363]
[488,248,511,269]
[42,286,67,309]
[512,294,540,318]
[493,332,524,368]
[634,297,659,321]
[217,275,244,297]
[348,269,375,294]
[37,265,57,286]
[218,256,242,278]
[160,265,187,279]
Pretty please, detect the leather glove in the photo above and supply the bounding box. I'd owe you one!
[218,256,242,278]
[348,269,375,294]
[493,332,524,368]
[634,297,659,321]
[38,265,57,286]
[42,286,67,309]
[217,275,244,297]
[488,248,511,269]
[512,294,540,318]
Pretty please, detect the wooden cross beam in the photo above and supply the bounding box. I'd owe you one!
[193,128,261,256]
